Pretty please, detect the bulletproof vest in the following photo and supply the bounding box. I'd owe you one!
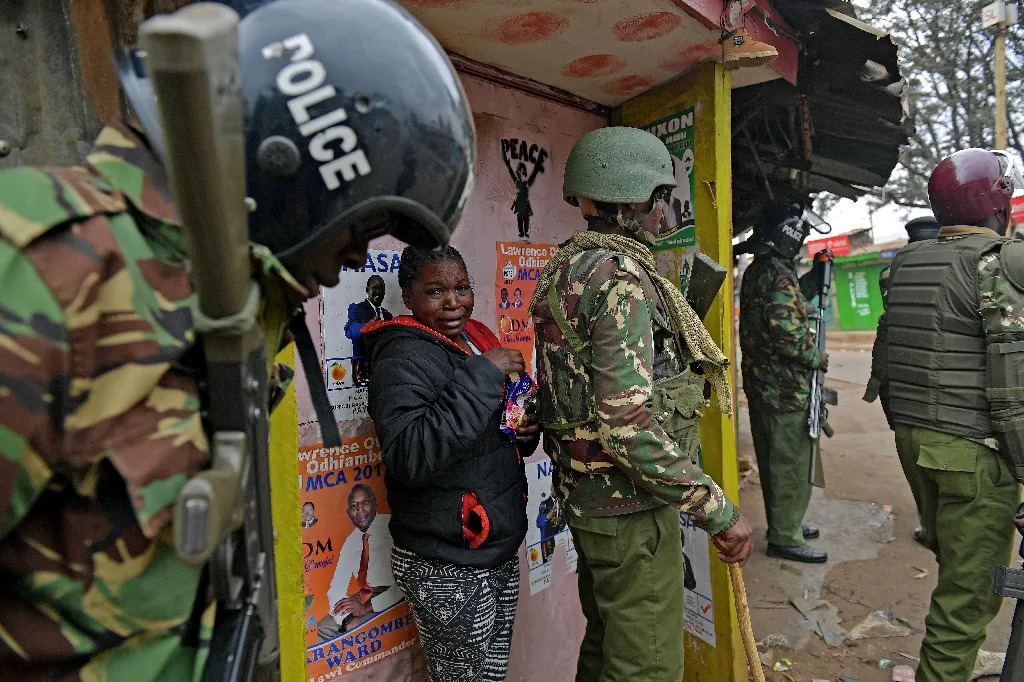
[886,233,1005,437]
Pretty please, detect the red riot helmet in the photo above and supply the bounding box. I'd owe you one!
[927,149,1023,228]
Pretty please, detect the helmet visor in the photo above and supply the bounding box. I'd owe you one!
[991,150,1024,195]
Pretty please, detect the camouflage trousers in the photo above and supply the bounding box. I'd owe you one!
[748,408,813,547]
[894,425,1018,682]
[569,505,685,682]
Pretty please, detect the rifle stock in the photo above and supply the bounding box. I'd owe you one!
[140,5,279,680]
[686,253,728,321]
[997,504,1024,681]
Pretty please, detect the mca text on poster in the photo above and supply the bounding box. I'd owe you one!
[306,616,417,672]
[300,437,383,492]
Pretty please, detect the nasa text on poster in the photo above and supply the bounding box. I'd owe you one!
[321,250,405,423]
[680,512,716,646]
[299,438,422,678]
[494,241,558,374]
[525,458,570,595]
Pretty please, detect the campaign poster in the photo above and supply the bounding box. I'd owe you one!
[680,513,716,646]
[495,241,558,373]
[642,108,702,296]
[524,458,570,595]
[321,250,405,423]
[299,437,421,677]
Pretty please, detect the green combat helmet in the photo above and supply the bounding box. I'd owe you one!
[563,126,677,244]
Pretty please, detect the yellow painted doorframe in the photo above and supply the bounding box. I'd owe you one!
[615,62,744,682]
[270,344,306,681]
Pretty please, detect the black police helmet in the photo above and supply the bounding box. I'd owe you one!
[239,0,476,266]
[753,203,809,259]
[904,215,939,243]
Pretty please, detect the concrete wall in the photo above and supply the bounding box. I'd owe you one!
[0,0,190,169]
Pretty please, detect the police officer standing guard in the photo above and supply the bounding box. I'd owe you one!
[864,215,940,545]
[882,149,1024,682]
[0,0,475,678]
[531,127,753,681]
[739,204,829,563]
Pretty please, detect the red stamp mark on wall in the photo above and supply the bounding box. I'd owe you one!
[613,12,682,42]
[560,54,628,78]
[600,74,655,96]
[484,12,570,45]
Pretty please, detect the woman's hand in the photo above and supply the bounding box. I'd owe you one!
[482,347,526,377]
[516,402,540,442]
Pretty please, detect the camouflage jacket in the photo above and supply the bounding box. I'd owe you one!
[533,246,738,536]
[739,254,823,412]
[0,124,212,681]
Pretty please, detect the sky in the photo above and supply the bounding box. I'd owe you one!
[822,196,933,244]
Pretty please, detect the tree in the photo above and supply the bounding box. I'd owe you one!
[855,0,1024,208]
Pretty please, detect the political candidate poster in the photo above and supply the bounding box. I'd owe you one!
[495,241,558,374]
[321,250,404,422]
[300,437,420,678]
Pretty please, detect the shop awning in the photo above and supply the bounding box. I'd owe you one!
[731,0,913,232]
[398,0,798,108]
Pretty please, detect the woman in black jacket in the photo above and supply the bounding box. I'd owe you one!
[362,245,537,682]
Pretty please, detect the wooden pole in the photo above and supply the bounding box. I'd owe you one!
[730,563,767,682]
[996,21,1008,149]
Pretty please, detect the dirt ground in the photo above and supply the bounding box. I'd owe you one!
[737,347,1018,682]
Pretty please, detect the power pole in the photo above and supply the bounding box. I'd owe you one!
[983,0,1017,148]
[997,21,1008,148]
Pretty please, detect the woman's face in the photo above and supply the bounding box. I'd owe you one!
[403,260,474,341]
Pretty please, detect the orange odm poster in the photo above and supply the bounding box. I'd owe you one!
[299,436,419,679]
[495,241,558,372]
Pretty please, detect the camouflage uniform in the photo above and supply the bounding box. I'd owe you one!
[534,244,738,681]
[883,226,1023,682]
[0,123,293,681]
[739,253,823,548]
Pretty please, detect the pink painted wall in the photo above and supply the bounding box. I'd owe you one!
[456,73,606,682]
[294,71,606,680]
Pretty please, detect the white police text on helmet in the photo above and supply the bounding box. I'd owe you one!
[262,33,371,190]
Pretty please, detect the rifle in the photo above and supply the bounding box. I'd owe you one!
[807,249,837,488]
[686,252,728,321]
[140,5,278,681]
[997,502,1024,681]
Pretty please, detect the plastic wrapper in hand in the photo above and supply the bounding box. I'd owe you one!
[500,372,537,441]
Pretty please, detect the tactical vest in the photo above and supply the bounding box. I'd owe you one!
[886,233,1005,438]
[536,249,706,472]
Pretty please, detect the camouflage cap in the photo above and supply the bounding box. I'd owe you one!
[563,127,676,206]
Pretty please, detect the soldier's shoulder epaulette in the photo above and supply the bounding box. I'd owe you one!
[0,165,125,249]
[573,248,646,286]
[998,240,1024,292]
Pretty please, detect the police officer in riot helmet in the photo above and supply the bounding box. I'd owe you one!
[0,0,475,678]
[882,148,1024,681]
[738,203,830,563]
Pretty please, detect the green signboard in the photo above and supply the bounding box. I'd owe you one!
[833,254,889,331]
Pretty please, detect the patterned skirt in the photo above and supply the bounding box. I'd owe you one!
[391,546,520,682]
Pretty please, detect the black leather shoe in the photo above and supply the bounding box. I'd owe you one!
[802,524,820,540]
[912,527,928,547]
[767,544,828,563]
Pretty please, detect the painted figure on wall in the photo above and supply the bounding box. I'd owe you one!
[502,137,549,239]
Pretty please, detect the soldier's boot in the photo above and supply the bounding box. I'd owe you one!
[720,26,778,70]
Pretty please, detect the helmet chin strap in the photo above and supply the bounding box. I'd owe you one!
[615,205,660,247]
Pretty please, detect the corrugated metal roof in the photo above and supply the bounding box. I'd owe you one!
[731,0,913,234]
